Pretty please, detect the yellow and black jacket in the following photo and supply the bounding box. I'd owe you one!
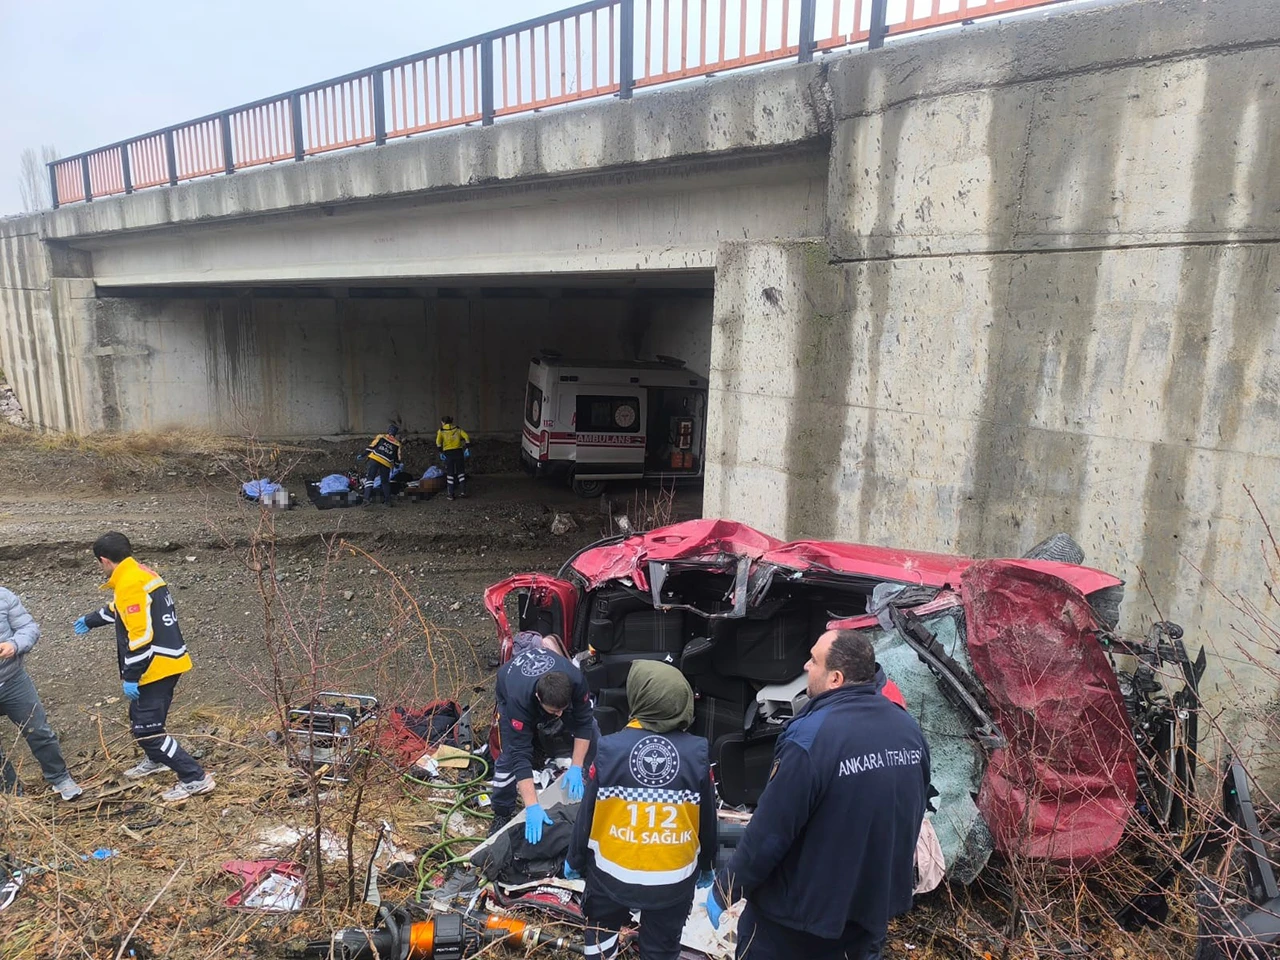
[435,424,470,453]
[568,721,717,909]
[84,557,193,685]
[365,433,402,469]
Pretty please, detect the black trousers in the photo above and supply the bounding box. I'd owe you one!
[364,461,391,503]
[444,451,466,495]
[583,886,692,960]
[491,723,599,819]
[736,903,885,960]
[130,675,204,783]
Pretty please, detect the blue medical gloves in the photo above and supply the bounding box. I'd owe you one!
[524,804,553,844]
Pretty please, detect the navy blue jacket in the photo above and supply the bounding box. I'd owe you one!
[494,647,595,783]
[715,682,930,939]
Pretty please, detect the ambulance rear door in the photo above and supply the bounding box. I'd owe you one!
[572,390,647,480]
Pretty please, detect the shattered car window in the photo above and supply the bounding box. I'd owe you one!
[868,606,994,883]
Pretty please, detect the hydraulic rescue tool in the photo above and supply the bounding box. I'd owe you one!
[289,905,587,959]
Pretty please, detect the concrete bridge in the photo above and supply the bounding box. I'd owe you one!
[3,0,1280,688]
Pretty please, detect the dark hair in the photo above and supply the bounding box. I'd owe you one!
[441,415,454,426]
[535,672,574,710]
[826,629,877,685]
[387,423,399,436]
[92,532,133,563]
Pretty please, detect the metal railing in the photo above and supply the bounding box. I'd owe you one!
[48,0,1066,207]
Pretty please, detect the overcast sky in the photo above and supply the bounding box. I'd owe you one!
[0,0,565,215]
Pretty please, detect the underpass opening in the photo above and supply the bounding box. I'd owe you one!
[92,272,714,498]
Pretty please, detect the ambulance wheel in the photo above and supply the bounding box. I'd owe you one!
[572,478,606,498]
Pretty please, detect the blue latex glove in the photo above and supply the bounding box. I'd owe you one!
[524,804,553,844]
[74,616,90,635]
[706,886,725,929]
[122,681,140,701]
[697,869,715,889]
[563,859,581,881]
[439,453,446,462]
[563,765,585,802]
[464,448,471,459]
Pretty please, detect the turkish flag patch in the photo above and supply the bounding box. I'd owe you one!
[511,719,524,731]
[127,604,141,614]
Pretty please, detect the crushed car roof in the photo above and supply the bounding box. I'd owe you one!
[568,518,1122,596]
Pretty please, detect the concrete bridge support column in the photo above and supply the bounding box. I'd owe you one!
[0,222,102,433]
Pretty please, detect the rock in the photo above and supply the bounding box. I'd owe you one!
[185,555,197,562]
[342,590,354,602]
[450,601,462,611]
[550,513,578,535]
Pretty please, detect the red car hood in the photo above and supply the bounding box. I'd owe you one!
[570,520,1122,595]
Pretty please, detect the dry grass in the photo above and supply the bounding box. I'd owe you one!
[0,703,494,960]
[0,424,232,459]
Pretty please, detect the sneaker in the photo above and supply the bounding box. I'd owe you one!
[161,774,215,802]
[123,758,167,780]
[0,867,24,912]
[52,778,83,801]
[447,494,455,501]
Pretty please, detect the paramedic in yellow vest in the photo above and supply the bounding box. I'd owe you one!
[566,660,717,960]
[435,415,471,500]
[74,532,215,802]
[363,423,402,507]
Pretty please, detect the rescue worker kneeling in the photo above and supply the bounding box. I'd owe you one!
[565,661,717,960]
[491,634,599,840]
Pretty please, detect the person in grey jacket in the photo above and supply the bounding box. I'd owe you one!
[0,587,82,800]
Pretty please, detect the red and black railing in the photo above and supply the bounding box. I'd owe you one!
[48,0,1066,207]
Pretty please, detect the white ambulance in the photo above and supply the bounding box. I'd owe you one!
[521,354,709,497]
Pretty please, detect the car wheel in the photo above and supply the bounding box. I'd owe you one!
[1022,533,1086,565]
[573,478,606,498]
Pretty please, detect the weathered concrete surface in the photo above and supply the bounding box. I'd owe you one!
[0,219,94,432]
[70,290,710,436]
[0,61,828,430]
[40,62,831,241]
[80,154,826,286]
[826,0,1280,259]
[705,0,1280,724]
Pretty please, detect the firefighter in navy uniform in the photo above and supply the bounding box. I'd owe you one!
[566,660,717,960]
[74,532,215,802]
[491,637,599,842]
[435,415,470,500]
[707,629,930,960]
[362,423,402,507]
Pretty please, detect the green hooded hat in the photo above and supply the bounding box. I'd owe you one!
[626,660,695,734]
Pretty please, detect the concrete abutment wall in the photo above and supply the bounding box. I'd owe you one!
[705,0,1280,718]
[81,290,711,437]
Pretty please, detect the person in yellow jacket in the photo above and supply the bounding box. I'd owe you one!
[75,532,215,802]
[362,422,403,507]
[435,415,471,500]
[566,661,717,960]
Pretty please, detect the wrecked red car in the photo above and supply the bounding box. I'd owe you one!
[485,519,1197,883]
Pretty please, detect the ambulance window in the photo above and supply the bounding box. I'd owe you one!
[525,383,543,427]
[577,395,641,433]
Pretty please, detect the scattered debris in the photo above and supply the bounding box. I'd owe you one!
[256,826,346,863]
[550,512,578,535]
[0,381,28,429]
[222,860,306,912]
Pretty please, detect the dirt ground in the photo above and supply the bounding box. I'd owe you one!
[0,431,700,759]
[0,427,1203,960]
[0,427,704,958]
